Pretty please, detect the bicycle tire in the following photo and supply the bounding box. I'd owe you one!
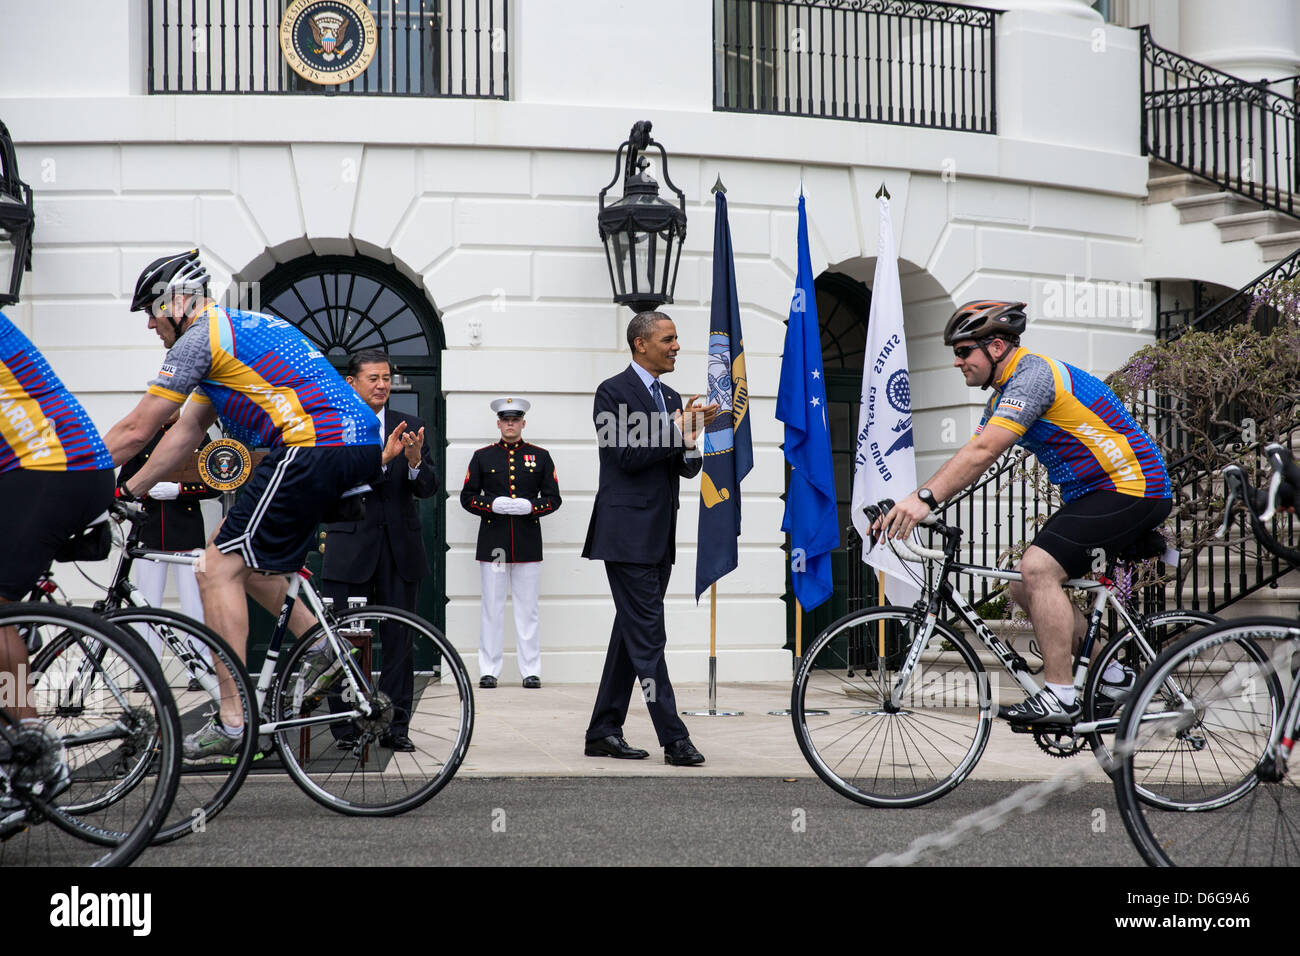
[268,605,473,816]
[100,607,257,843]
[1080,608,1220,788]
[1,603,181,867]
[1113,617,1291,866]
[792,605,991,808]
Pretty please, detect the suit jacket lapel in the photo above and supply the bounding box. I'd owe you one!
[619,365,657,417]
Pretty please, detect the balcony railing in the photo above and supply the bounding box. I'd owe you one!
[1140,25,1298,217]
[714,0,999,133]
[148,0,508,98]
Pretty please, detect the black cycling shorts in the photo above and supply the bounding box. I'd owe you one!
[1031,490,1172,579]
[214,444,380,574]
[0,467,115,600]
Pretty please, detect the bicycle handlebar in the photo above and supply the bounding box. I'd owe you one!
[860,497,949,563]
[1218,443,1300,568]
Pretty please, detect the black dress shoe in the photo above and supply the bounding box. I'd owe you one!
[379,732,415,752]
[584,734,648,759]
[479,675,497,689]
[522,675,541,689]
[664,737,705,766]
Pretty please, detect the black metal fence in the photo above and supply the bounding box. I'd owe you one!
[1140,25,1298,218]
[940,249,1300,620]
[148,0,508,97]
[714,0,998,133]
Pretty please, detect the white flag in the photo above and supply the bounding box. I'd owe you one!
[851,194,922,607]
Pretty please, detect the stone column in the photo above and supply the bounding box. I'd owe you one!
[1180,0,1300,82]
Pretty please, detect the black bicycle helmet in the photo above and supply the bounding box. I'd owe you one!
[943,300,1027,345]
[130,249,209,313]
[944,300,1027,390]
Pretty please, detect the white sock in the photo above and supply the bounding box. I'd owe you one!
[1102,660,1126,683]
[1046,682,1076,706]
[221,722,244,737]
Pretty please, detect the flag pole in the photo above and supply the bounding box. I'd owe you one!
[878,570,886,658]
[683,582,743,717]
[684,174,744,719]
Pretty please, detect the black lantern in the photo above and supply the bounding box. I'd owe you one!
[597,120,687,313]
[0,120,34,307]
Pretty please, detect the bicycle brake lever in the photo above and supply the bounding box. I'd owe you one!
[1261,468,1282,523]
[1217,467,1243,539]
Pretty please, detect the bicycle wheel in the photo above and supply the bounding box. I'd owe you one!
[0,603,181,867]
[792,605,991,808]
[268,605,473,815]
[100,607,257,843]
[1113,618,1291,866]
[1080,609,1219,779]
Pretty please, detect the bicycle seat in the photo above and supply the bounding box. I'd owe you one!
[52,511,112,563]
[1113,528,1167,563]
[322,484,372,523]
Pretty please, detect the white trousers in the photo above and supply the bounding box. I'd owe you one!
[478,561,541,679]
[134,558,212,667]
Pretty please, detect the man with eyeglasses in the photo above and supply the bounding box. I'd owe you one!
[873,300,1172,727]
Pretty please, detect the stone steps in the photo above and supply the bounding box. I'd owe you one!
[1148,161,1300,263]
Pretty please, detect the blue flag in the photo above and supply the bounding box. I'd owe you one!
[776,193,838,611]
[695,191,754,601]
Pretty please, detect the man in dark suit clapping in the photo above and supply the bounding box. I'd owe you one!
[583,312,719,766]
[321,349,438,752]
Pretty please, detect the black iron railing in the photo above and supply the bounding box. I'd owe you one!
[148,0,508,97]
[940,250,1300,619]
[1168,246,1300,339]
[715,0,999,133]
[1140,25,1298,217]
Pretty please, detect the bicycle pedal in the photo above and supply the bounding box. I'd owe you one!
[1007,723,1037,734]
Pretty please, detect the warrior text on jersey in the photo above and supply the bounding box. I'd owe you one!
[0,311,113,474]
[146,304,381,449]
[975,348,1170,502]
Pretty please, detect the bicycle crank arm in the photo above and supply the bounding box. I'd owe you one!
[1071,717,1118,734]
[59,720,134,747]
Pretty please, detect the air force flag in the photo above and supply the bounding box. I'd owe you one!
[850,192,922,607]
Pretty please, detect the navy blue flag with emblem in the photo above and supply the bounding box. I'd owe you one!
[695,191,754,601]
[776,193,838,611]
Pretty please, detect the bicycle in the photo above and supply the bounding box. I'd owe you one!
[28,501,257,844]
[0,602,181,866]
[1113,443,1300,866]
[791,502,1219,808]
[33,501,475,824]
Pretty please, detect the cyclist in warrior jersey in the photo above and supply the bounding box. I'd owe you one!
[104,250,388,757]
[0,311,115,720]
[874,301,1173,726]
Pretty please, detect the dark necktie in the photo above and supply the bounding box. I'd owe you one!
[651,380,668,418]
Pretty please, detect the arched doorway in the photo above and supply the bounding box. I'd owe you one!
[784,271,882,653]
[254,255,447,631]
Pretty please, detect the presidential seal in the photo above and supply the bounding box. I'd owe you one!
[197,438,253,492]
[279,0,377,86]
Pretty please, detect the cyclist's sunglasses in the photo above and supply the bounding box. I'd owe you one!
[952,344,979,360]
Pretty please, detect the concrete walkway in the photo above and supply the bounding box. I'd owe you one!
[458,680,1112,783]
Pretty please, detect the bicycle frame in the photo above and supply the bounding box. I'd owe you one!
[891,542,1183,737]
[46,512,377,741]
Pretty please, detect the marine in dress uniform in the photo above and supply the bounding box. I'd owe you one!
[459,397,561,689]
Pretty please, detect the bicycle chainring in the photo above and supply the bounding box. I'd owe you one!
[1033,728,1087,758]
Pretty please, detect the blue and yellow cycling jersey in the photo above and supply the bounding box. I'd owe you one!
[0,311,113,474]
[146,305,380,450]
[975,348,1170,502]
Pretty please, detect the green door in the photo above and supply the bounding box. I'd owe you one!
[783,272,881,663]
[239,255,446,675]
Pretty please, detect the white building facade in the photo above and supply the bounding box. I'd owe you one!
[1,0,1297,680]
